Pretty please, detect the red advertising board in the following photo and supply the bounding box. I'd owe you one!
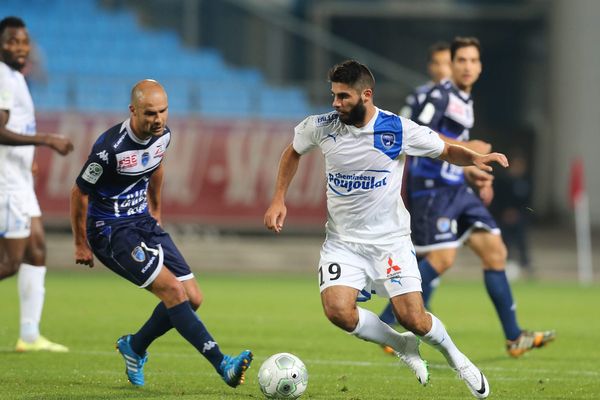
[34,113,327,230]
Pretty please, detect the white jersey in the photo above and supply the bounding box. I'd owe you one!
[0,61,36,192]
[293,108,444,244]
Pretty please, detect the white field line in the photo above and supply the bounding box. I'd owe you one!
[2,347,598,378]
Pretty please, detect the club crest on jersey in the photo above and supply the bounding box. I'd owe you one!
[131,246,145,263]
[437,217,451,233]
[141,152,150,167]
[381,133,395,148]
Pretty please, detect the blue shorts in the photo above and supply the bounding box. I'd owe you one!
[410,185,500,252]
[87,216,194,288]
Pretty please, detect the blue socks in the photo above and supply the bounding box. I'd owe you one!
[418,258,439,309]
[167,301,225,371]
[379,257,440,324]
[484,270,521,341]
[131,302,172,356]
[379,303,396,325]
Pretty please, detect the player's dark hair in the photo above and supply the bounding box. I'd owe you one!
[450,37,481,60]
[428,41,450,62]
[328,60,375,91]
[0,16,26,37]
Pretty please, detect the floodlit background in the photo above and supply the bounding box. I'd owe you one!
[3,0,597,280]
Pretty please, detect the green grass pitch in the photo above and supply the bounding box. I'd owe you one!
[0,270,599,399]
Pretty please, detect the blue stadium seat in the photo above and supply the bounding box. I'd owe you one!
[0,0,314,118]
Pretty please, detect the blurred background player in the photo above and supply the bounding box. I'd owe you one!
[378,40,489,330]
[263,60,511,398]
[0,16,72,352]
[490,148,534,280]
[399,41,451,119]
[70,79,252,388]
[406,36,554,357]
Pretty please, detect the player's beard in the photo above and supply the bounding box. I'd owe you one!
[1,52,26,71]
[338,98,366,126]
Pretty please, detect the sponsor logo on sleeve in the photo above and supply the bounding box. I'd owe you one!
[315,112,338,127]
[82,162,103,184]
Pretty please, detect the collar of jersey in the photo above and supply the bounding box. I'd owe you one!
[121,118,152,145]
[448,81,472,102]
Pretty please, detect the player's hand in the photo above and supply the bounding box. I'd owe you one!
[473,152,508,172]
[479,185,495,206]
[46,134,74,155]
[75,243,94,268]
[31,161,39,178]
[466,139,492,154]
[464,166,494,189]
[264,199,287,233]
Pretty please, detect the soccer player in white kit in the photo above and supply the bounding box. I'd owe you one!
[0,17,73,352]
[264,60,509,398]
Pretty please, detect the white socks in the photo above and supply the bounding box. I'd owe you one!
[350,307,408,353]
[421,312,465,369]
[18,264,46,343]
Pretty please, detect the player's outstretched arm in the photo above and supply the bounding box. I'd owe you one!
[264,144,302,234]
[0,110,74,155]
[440,133,491,155]
[70,184,94,267]
[438,143,509,172]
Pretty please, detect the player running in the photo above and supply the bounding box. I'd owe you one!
[70,79,252,388]
[407,37,554,357]
[264,60,506,398]
[0,16,72,353]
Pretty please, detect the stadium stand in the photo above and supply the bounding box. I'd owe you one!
[1,0,313,118]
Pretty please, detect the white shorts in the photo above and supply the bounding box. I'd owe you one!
[318,235,422,298]
[0,191,38,239]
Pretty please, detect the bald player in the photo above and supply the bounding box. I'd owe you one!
[70,80,253,389]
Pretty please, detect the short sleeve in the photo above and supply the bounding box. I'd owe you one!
[401,117,445,158]
[0,66,15,112]
[413,87,448,130]
[292,116,318,155]
[75,141,114,194]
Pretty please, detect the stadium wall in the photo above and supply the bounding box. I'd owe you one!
[34,113,326,231]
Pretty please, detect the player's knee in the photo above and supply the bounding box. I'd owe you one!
[188,291,203,310]
[427,253,455,272]
[158,282,188,306]
[25,244,46,266]
[482,242,507,268]
[0,260,21,280]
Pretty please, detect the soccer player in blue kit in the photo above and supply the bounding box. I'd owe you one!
[264,60,510,398]
[399,41,452,119]
[70,80,252,388]
[406,37,554,357]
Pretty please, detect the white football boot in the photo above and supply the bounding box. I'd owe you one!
[395,331,430,386]
[455,357,490,399]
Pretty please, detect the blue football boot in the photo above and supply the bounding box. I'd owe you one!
[116,335,148,387]
[220,350,253,387]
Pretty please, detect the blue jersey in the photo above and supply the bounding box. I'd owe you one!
[409,80,474,193]
[399,81,435,119]
[76,119,170,226]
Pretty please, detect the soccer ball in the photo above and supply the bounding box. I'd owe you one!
[258,353,308,399]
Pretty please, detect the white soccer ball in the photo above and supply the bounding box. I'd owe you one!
[258,353,308,399]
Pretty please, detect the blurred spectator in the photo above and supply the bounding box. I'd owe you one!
[21,40,47,86]
[491,149,533,279]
